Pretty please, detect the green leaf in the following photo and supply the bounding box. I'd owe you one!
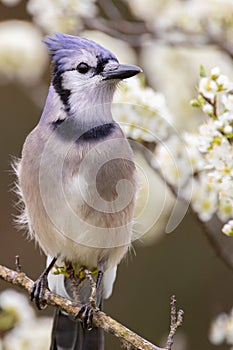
[200,65,206,78]
[190,99,200,107]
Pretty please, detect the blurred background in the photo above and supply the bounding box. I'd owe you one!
[1,1,233,349]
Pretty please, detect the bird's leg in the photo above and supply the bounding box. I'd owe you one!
[96,258,107,290]
[65,262,82,303]
[85,269,97,309]
[75,259,107,330]
[75,269,96,330]
[31,256,57,310]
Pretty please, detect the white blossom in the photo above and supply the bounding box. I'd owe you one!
[194,127,233,222]
[217,197,233,222]
[191,174,218,221]
[209,313,228,345]
[219,112,233,123]
[211,66,221,78]
[124,0,165,22]
[3,317,53,350]
[226,312,233,344]
[203,103,214,115]
[0,289,35,325]
[0,290,53,350]
[199,77,218,100]
[219,178,233,204]
[27,0,97,33]
[223,125,233,134]
[213,112,233,137]
[0,20,47,85]
[222,94,233,112]
[206,140,233,174]
[182,132,205,173]
[195,98,233,222]
[113,76,172,142]
[198,119,222,152]
[209,309,233,346]
[222,220,233,236]
[217,74,233,91]
[156,0,233,34]
[155,134,193,188]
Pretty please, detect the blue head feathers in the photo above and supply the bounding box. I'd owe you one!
[44,33,118,72]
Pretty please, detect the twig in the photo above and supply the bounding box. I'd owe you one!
[15,255,21,273]
[194,213,233,272]
[0,262,183,350]
[166,295,184,350]
[200,93,217,118]
[81,0,233,62]
[204,24,233,61]
[98,0,122,21]
[81,17,144,48]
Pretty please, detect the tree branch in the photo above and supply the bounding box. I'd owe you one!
[0,262,183,350]
[81,0,233,61]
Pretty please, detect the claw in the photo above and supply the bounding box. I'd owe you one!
[30,274,48,310]
[74,265,104,330]
[75,303,94,330]
[31,256,57,310]
[86,305,94,330]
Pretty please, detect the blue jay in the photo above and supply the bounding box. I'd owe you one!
[16,33,141,350]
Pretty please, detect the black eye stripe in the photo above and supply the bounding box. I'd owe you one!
[57,57,117,76]
[95,58,110,75]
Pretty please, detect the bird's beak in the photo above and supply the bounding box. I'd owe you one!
[102,64,142,80]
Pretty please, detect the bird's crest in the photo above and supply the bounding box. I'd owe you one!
[44,33,117,70]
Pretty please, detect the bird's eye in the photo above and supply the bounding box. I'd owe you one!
[76,62,89,74]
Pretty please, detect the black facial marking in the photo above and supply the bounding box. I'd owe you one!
[79,123,116,141]
[52,64,72,112]
[95,56,110,75]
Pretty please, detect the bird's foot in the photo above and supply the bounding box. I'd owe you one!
[30,273,49,310]
[31,256,57,310]
[74,268,100,330]
[75,302,95,330]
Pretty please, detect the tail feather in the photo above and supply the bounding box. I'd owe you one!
[50,309,104,350]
